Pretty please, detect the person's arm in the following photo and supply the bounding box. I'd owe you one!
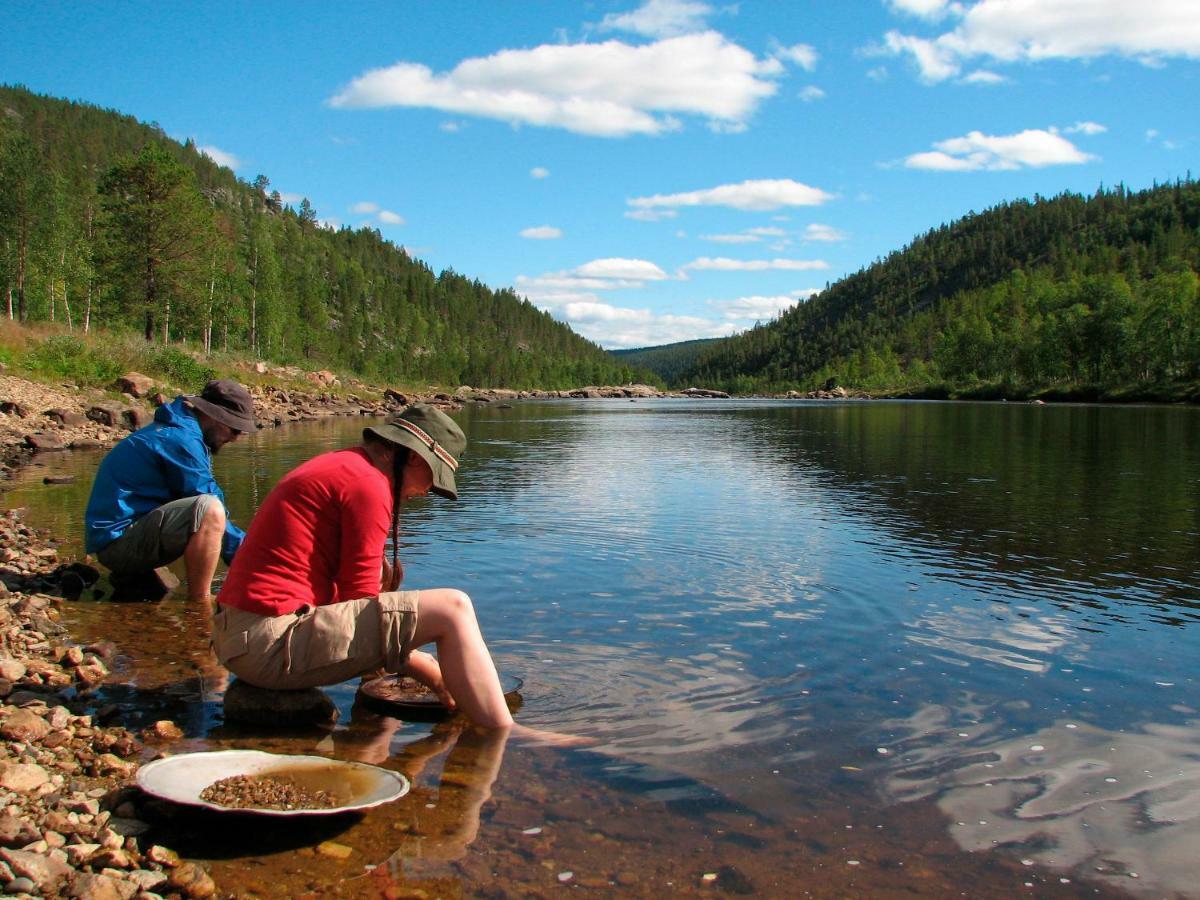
[158,429,244,563]
[332,478,390,601]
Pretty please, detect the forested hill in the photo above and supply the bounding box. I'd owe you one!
[610,338,721,382]
[0,85,645,389]
[680,181,1200,398]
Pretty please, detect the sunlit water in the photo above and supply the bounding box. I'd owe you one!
[7,399,1199,897]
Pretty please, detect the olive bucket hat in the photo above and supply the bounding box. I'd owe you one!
[185,379,257,433]
[364,404,466,500]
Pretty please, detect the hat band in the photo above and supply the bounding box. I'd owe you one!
[394,418,459,471]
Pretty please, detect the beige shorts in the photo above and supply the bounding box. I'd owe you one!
[211,591,419,690]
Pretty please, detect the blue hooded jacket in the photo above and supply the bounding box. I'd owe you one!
[84,396,245,563]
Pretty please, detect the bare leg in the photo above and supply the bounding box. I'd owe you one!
[183,501,225,601]
[408,589,514,728]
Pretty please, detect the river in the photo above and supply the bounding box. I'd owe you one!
[6,398,1198,898]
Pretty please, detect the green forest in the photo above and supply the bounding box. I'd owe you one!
[610,338,721,383]
[679,180,1200,400]
[0,85,645,390]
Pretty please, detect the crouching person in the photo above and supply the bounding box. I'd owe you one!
[84,379,256,601]
[212,404,516,728]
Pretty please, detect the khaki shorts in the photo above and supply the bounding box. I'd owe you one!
[211,592,419,690]
[98,495,221,573]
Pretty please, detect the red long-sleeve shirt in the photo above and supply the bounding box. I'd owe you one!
[218,447,391,616]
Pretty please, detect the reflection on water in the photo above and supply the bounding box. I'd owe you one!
[5,399,1198,896]
[883,705,1200,898]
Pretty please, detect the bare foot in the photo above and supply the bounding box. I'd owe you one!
[509,723,597,748]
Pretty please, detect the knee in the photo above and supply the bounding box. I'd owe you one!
[445,589,474,617]
[197,495,226,533]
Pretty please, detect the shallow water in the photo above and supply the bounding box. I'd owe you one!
[6,399,1198,897]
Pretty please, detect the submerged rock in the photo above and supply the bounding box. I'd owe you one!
[222,679,339,727]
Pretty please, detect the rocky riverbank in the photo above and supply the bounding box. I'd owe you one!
[0,508,219,898]
[0,368,819,897]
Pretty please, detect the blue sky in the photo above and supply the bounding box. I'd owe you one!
[3,1,1197,348]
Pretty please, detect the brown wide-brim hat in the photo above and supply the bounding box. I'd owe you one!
[364,404,466,500]
[185,379,257,433]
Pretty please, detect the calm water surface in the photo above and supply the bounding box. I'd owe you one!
[7,399,1199,898]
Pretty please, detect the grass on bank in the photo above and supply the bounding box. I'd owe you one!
[0,321,425,401]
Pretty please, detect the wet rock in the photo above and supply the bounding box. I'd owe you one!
[126,868,168,892]
[114,373,155,399]
[1,707,51,742]
[108,567,177,602]
[1,847,72,893]
[222,679,339,727]
[316,841,352,859]
[67,871,131,900]
[144,845,180,868]
[166,861,217,898]
[25,431,68,451]
[139,720,183,743]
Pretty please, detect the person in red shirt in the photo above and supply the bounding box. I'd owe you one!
[212,404,514,728]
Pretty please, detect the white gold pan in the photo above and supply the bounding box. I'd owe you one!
[136,750,410,816]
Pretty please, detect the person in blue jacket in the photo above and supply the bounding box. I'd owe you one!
[85,379,257,601]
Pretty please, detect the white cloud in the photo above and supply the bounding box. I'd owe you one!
[520,225,563,239]
[887,0,961,20]
[748,226,786,237]
[799,85,827,101]
[330,32,784,137]
[515,257,670,298]
[629,178,835,213]
[882,0,1200,83]
[576,258,669,280]
[804,223,848,241]
[701,233,762,244]
[599,0,714,38]
[683,257,830,271]
[530,166,550,179]
[625,208,679,222]
[351,201,404,226]
[709,294,803,322]
[198,144,241,170]
[1065,120,1106,135]
[775,43,819,70]
[557,300,738,349]
[883,31,960,82]
[439,120,465,132]
[278,191,304,205]
[904,128,1096,170]
[961,69,1006,84]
